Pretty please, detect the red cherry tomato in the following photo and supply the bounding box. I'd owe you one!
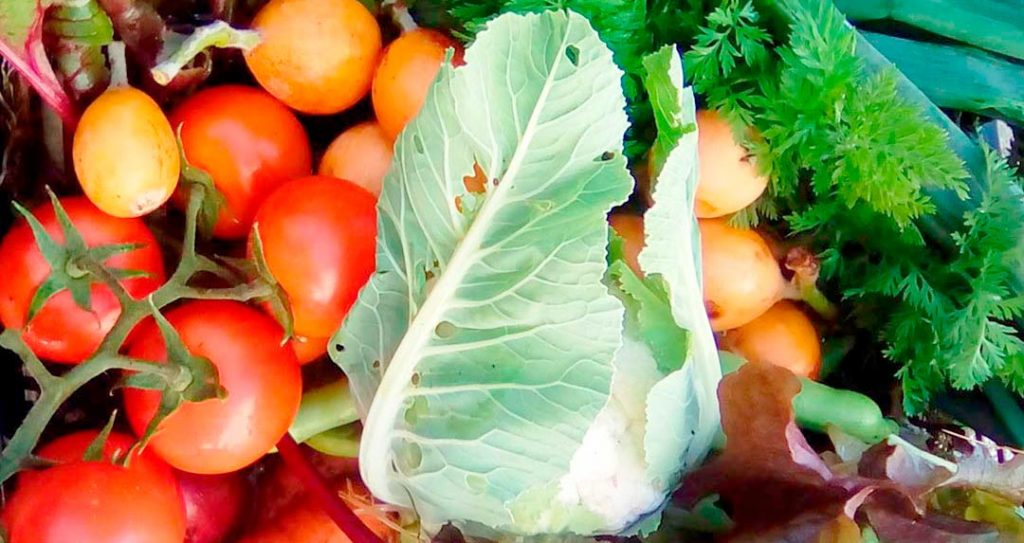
[0,197,165,364]
[177,469,249,543]
[252,176,377,338]
[20,430,177,490]
[123,300,302,474]
[170,85,313,239]
[2,460,186,543]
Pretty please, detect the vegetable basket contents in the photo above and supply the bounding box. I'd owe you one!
[0,0,1022,542]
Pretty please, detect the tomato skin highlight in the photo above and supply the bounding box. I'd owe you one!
[245,0,382,114]
[721,300,823,379]
[2,460,186,543]
[170,85,313,239]
[253,176,377,338]
[372,28,464,140]
[73,87,180,218]
[0,197,166,364]
[319,121,393,196]
[123,300,302,474]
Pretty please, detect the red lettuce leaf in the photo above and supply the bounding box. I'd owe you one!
[865,501,1000,543]
[676,363,1006,542]
[96,0,212,99]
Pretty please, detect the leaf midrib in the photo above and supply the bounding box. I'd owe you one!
[358,21,576,507]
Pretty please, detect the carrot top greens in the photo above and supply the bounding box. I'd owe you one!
[442,0,1024,415]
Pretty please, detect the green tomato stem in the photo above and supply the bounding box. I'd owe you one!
[0,347,173,482]
[0,184,284,485]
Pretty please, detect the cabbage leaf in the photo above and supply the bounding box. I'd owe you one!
[331,12,719,538]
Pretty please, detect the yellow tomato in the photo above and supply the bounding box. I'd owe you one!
[73,87,179,218]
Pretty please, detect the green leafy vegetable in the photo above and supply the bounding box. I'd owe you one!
[434,0,655,160]
[834,0,1024,62]
[332,12,718,537]
[860,31,1024,126]
[683,0,1024,412]
[334,9,632,535]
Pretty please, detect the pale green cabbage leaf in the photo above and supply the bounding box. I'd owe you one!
[330,12,719,538]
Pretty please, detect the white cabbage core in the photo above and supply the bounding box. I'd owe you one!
[557,337,664,530]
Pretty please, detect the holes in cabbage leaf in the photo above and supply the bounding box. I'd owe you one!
[334,343,345,353]
[595,151,616,162]
[435,320,456,339]
[565,44,580,66]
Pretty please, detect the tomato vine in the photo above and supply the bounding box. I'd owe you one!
[0,182,281,485]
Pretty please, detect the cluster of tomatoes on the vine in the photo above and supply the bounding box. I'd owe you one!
[0,0,461,540]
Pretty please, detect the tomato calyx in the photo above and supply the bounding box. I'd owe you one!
[79,413,120,464]
[217,226,296,343]
[122,300,227,449]
[13,190,152,323]
[175,127,228,240]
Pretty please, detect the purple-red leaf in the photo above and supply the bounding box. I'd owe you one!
[94,0,205,97]
[676,363,1009,542]
[865,504,1000,542]
[677,363,868,540]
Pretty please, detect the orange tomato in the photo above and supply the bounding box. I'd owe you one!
[720,300,822,379]
[169,85,312,239]
[123,301,302,474]
[318,121,393,196]
[245,0,382,114]
[252,176,377,338]
[291,334,330,365]
[372,29,463,140]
